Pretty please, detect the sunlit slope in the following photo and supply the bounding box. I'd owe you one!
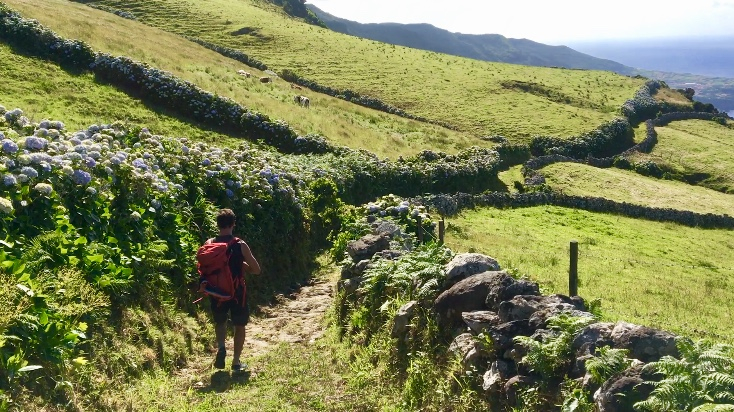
[541,162,734,216]
[0,43,243,145]
[445,206,734,342]
[629,120,734,193]
[2,0,477,158]
[61,0,643,141]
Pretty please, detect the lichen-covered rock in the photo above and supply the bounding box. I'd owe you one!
[594,364,656,412]
[485,274,540,311]
[497,294,586,324]
[434,271,509,326]
[444,253,500,286]
[610,322,678,362]
[461,311,501,334]
[572,322,615,358]
[346,234,390,262]
[391,301,418,338]
[482,360,513,392]
[504,375,539,406]
[449,333,476,359]
[337,276,364,295]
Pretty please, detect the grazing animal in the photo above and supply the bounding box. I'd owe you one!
[294,95,310,108]
[290,83,302,90]
[237,69,251,78]
[259,77,271,83]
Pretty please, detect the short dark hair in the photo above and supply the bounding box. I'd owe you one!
[216,209,236,229]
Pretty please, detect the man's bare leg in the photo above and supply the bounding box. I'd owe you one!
[233,325,246,366]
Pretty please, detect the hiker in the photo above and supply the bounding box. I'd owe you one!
[197,208,261,372]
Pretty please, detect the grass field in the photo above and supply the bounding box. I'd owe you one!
[0,43,245,146]
[444,206,734,342]
[38,0,646,141]
[540,162,734,216]
[2,0,478,159]
[653,87,693,107]
[629,120,734,193]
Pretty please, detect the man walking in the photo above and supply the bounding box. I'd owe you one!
[198,208,261,372]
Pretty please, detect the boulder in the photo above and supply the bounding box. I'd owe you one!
[444,253,500,286]
[337,276,364,295]
[610,322,679,362]
[371,220,402,238]
[504,375,539,406]
[434,271,509,326]
[487,320,533,352]
[572,322,615,358]
[482,360,513,392]
[391,301,418,338]
[449,333,476,360]
[484,273,540,311]
[594,364,656,412]
[498,294,586,324]
[461,311,501,334]
[341,259,371,279]
[347,234,390,262]
[373,249,404,261]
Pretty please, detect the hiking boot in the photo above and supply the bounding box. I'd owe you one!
[232,363,247,373]
[214,347,226,369]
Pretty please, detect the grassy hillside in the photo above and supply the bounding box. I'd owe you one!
[0,44,244,146]
[48,0,645,141]
[628,120,734,193]
[540,162,734,216]
[2,0,477,159]
[444,206,734,342]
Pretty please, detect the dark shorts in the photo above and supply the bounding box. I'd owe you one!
[210,293,249,326]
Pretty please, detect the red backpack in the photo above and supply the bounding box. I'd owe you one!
[196,237,245,306]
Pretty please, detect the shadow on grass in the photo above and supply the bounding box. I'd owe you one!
[198,370,251,393]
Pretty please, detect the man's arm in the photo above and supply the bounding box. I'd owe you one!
[240,241,261,275]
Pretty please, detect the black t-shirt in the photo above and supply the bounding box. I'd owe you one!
[212,235,244,278]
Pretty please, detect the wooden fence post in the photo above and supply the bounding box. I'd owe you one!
[417,215,424,244]
[569,240,578,296]
[439,218,445,245]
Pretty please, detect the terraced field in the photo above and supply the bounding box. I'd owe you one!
[27,0,646,141]
[629,120,734,193]
[540,162,734,216]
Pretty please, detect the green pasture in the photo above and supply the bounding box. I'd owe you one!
[629,119,734,193]
[540,162,734,216]
[0,43,242,146]
[51,0,644,141]
[3,0,477,159]
[444,206,734,342]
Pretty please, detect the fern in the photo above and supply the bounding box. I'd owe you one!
[586,346,633,384]
[635,339,734,412]
[514,314,596,381]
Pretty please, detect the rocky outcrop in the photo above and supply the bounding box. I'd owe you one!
[346,234,390,262]
[594,364,657,412]
[433,271,510,326]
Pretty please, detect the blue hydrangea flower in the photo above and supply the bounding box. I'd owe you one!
[1,139,18,154]
[85,157,97,168]
[151,199,161,209]
[24,137,48,150]
[72,169,92,185]
[132,158,148,170]
[3,174,17,186]
[20,166,38,179]
[201,158,211,167]
[225,189,234,198]
[39,162,52,173]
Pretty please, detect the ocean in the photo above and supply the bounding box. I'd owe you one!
[729,110,734,118]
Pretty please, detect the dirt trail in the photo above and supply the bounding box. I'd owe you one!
[176,277,335,387]
[243,278,334,358]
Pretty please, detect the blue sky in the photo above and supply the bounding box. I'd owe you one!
[307,0,734,45]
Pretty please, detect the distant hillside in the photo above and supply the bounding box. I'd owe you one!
[307,4,635,74]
